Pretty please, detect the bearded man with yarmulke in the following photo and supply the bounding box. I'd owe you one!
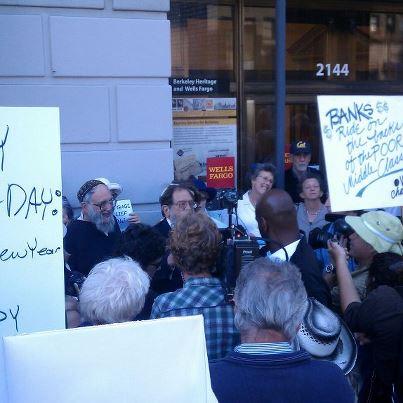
[64,180,121,276]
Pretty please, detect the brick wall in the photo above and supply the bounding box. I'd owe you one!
[0,0,173,224]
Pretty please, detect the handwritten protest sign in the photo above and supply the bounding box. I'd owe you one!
[3,316,217,403]
[114,199,133,230]
[0,108,65,401]
[318,96,403,211]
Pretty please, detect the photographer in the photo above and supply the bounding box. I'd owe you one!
[328,242,403,403]
[328,211,403,306]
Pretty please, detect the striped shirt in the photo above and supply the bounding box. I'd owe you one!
[235,342,294,355]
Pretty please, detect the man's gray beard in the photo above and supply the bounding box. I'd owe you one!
[87,206,115,233]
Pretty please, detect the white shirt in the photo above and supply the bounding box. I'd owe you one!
[236,191,261,237]
[268,239,300,262]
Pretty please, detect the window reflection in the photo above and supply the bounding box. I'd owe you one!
[287,7,403,81]
[170,2,235,80]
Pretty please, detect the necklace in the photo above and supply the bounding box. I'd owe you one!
[306,207,320,216]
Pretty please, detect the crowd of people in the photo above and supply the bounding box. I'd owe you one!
[61,141,403,402]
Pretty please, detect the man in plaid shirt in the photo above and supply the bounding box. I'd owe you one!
[151,212,238,360]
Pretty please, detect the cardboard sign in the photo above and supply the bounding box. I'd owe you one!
[206,157,235,189]
[114,199,133,230]
[3,316,218,403]
[0,107,65,400]
[318,96,403,211]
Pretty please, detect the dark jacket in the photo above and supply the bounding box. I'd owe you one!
[152,217,183,294]
[153,217,171,239]
[344,285,403,399]
[210,350,354,403]
[290,239,332,307]
[64,219,121,276]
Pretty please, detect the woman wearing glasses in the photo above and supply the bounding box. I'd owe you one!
[237,163,276,238]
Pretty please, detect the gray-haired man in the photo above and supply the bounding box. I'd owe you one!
[64,180,121,276]
[209,258,354,403]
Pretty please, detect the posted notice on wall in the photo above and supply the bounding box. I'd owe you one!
[0,108,65,401]
[318,96,403,211]
[173,118,237,180]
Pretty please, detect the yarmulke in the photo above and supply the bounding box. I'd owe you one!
[77,180,104,203]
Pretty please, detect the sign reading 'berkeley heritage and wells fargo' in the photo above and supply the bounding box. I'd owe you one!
[317,96,403,211]
[206,157,235,189]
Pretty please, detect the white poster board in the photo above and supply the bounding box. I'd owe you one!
[3,316,218,403]
[318,96,403,211]
[0,107,65,400]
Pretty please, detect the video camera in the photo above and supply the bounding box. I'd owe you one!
[214,189,239,211]
[308,213,355,249]
[209,189,261,296]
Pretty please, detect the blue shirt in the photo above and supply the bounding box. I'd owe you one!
[151,277,239,360]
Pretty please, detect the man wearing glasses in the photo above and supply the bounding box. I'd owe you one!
[152,183,196,294]
[154,183,196,238]
[64,179,121,276]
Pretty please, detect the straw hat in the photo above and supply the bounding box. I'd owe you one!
[296,298,357,375]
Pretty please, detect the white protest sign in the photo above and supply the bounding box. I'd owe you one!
[3,316,218,403]
[318,96,403,211]
[114,199,133,230]
[0,107,65,400]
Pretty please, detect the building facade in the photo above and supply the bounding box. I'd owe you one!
[1,0,403,222]
[0,0,172,223]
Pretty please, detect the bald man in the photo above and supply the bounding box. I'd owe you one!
[256,189,332,307]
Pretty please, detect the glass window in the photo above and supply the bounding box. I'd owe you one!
[287,3,403,82]
[240,6,276,190]
[170,2,235,82]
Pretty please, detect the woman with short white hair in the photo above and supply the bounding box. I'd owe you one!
[79,257,150,325]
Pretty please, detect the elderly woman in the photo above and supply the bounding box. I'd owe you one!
[237,163,276,237]
[151,212,238,360]
[296,172,328,239]
[79,257,150,325]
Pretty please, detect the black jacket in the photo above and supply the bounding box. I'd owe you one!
[152,217,183,294]
[153,217,171,239]
[290,240,332,307]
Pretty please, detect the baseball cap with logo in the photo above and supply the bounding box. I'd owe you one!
[290,140,312,155]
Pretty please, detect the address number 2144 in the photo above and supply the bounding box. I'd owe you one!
[316,63,349,77]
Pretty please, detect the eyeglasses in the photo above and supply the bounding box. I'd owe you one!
[256,175,273,183]
[89,198,116,210]
[172,200,197,210]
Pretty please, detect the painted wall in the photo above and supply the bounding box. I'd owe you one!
[0,0,173,224]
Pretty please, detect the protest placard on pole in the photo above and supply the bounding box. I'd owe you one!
[317,96,403,212]
[0,107,65,401]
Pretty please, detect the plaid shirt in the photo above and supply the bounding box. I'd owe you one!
[151,277,238,360]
